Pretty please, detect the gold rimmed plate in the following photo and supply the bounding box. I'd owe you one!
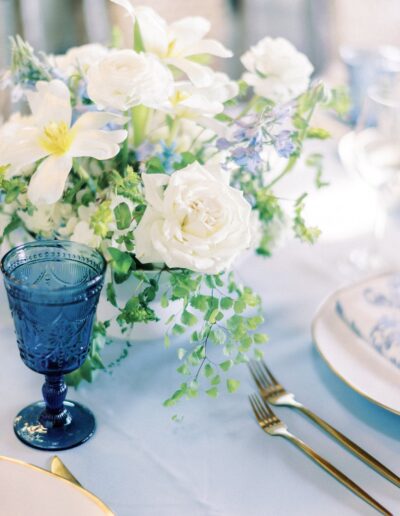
[312,273,400,416]
[0,456,114,516]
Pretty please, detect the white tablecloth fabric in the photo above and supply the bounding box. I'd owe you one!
[0,142,399,516]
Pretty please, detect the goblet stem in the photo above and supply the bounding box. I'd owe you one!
[39,375,72,429]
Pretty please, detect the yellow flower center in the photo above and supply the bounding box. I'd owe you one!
[166,39,176,57]
[171,90,190,106]
[38,122,74,156]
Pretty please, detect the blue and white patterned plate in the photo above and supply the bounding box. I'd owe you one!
[312,273,400,415]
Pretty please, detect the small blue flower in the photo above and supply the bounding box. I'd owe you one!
[274,130,295,158]
[216,137,232,150]
[136,141,155,162]
[156,140,181,173]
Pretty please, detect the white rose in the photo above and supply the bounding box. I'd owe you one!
[51,44,109,76]
[87,50,174,111]
[241,37,313,103]
[134,162,253,274]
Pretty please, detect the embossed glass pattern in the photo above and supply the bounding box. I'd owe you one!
[1,240,106,451]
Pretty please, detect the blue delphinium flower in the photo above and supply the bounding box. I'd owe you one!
[136,142,155,162]
[273,130,295,158]
[156,141,181,173]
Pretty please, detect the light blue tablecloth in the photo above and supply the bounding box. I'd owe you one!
[0,143,399,515]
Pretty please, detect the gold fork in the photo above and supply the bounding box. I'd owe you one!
[249,394,393,516]
[249,359,400,488]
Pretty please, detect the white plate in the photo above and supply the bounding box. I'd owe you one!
[0,456,113,516]
[312,273,400,415]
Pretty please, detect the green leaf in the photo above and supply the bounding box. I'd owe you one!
[108,247,133,278]
[220,297,233,310]
[253,333,268,344]
[161,292,169,308]
[181,310,198,327]
[254,348,264,360]
[106,282,117,307]
[206,387,218,398]
[180,152,196,166]
[133,19,145,52]
[164,334,171,348]
[211,374,221,385]
[172,324,186,336]
[234,299,246,314]
[227,378,240,393]
[220,359,233,372]
[204,363,214,378]
[114,202,131,230]
[306,127,331,140]
[177,364,191,375]
[239,335,252,351]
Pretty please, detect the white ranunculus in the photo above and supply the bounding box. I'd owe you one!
[71,221,101,248]
[241,37,313,103]
[17,202,73,235]
[134,162,253,274]
[110,1,232,87]
[0,80,127,204]
[51,44,109,76]
[87,50,174,111]
[70,204,101,248]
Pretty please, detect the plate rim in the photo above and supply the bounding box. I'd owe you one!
[311,271,400,416]
[0,455,114,515]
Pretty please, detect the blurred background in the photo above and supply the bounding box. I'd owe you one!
[2,0,400,114]
[1,0,400,71]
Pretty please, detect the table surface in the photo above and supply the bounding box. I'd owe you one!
[0,141,399,516]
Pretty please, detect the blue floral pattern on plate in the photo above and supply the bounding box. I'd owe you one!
[335,274,400,370]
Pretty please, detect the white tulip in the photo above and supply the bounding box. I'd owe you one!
[170,72,238,118]
[87,50,174,111]
[134,162,253,274]
[110,0,232,87]
[70,204,101,248]
[0,80,127,205]
[241,37,313,102]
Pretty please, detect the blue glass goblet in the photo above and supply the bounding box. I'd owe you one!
[1,240,106,451]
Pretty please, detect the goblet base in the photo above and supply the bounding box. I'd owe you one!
[14,400,96,451]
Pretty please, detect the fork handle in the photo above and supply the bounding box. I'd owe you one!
[282,431,393,516]
[296,406,400,488]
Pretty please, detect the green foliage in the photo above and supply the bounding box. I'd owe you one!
[91,201,113,237]
[133,19,145,52]
[108,247,134,283]
[306,153,329,189]
[0,171,28,204]
[114,202,132,230]
[10,36,52,84]
[293,194,321,243]
[325,86,351,119]
[162,270,268,407]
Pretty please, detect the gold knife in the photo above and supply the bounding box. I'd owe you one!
[51,456,82,487]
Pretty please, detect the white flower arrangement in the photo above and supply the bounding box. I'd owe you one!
[0,1,348,404]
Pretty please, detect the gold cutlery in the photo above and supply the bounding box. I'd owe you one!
[51,456,82,487]
[249,359,400,487]
[249,394,393,516]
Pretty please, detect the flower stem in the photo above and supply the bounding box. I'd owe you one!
[131,105,150,148]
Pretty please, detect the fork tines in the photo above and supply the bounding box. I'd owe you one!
[249,393,274,421]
